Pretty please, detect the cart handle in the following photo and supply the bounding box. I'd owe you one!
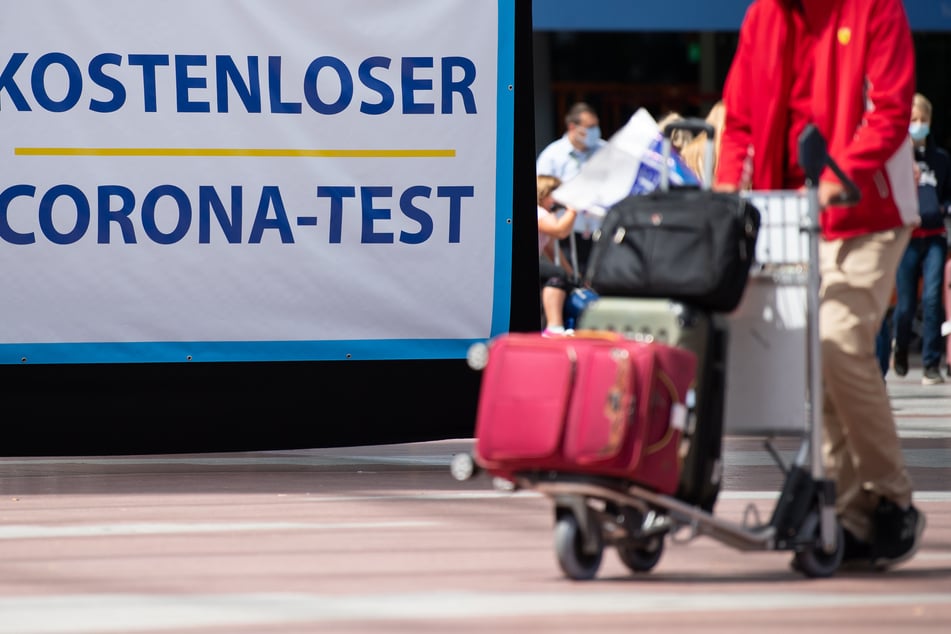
[662,117,715,140]
[798,124,861,206]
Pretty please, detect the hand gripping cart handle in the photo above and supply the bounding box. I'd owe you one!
[452,125,862,580]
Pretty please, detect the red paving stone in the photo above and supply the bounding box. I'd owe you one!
[0,435,949,633]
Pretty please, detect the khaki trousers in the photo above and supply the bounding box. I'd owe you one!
[818,226,913,541]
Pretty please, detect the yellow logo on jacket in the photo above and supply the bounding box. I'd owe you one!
[838,27,852,46]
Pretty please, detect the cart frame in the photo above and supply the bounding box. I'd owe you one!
[452,124,859,579]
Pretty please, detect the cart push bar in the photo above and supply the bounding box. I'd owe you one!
[791,124,861,555]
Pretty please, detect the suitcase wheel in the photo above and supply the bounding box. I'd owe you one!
[616,535,664,573]
[466,342,489,370]
[554,510,603,581]
[449,452,478,481]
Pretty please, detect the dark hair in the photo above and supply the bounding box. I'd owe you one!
[565,102,596,127]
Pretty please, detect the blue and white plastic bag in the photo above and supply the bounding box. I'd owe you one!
[553,108,701,214]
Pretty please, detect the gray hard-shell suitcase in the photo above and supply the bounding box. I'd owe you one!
[577,296,728,511]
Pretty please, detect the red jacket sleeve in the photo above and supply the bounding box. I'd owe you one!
[715,5,758,188]
[828,0,915,187]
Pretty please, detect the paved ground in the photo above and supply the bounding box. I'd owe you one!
[0,361,948,633]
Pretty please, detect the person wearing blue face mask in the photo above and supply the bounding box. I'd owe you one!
[891,92,951,384]
[536,102,608,275]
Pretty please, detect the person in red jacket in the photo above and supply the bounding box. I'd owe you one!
[715,0,924,570]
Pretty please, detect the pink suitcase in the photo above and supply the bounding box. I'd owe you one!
[473,332,696,494]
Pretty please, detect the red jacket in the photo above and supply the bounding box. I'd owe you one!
[716,0,919,240]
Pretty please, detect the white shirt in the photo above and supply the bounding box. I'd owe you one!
[536,135,607,235]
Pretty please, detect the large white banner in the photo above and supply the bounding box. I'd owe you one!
[0,0,514,363]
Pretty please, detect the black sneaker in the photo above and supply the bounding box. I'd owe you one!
[838,528,875,571]
[871,498,926,570]
[922,366,945,385]
[893,348,908,377]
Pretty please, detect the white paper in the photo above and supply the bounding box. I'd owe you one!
[552,108,660,214]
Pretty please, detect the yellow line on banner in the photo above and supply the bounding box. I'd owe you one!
[14,147,455,158]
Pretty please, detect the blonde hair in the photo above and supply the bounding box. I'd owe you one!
[536,174,562,205]
[912,93,932,119]
[680,100,726,183]
[657,111,694,150]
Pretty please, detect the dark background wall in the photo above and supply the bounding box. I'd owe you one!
[533,30,951,156]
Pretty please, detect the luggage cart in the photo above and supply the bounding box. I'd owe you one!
[722,191,811,437]
[451,125,860,579]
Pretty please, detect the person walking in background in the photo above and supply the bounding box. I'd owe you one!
[536,174,578,337]
[715,0,924,570]
[536,102,607,275]
[680,100,726,185]
[892,93,951,385]
[877,155,923,380]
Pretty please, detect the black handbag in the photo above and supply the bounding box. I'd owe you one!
[584,189,761,313]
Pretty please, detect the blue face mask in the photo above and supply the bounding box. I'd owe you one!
[909,122,930,141]
[581,125,601,149]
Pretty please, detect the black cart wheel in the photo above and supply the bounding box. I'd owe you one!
[791,512,844,578]
[616,535,664,573]
[554,512,603,580]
